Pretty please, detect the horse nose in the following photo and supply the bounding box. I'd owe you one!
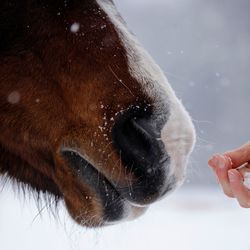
[112,106,172,206]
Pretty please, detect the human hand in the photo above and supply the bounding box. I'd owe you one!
[208,141,250,208]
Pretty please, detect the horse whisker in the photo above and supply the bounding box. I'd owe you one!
[108,65,135,97]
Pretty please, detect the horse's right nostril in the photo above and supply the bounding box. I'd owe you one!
[111,106,170,205]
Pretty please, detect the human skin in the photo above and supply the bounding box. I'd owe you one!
[208,141,250,208]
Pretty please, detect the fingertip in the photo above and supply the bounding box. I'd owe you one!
[214,154,228,169]
[208,153,221,164]
[208,159,214,167]
[208,155,217,167]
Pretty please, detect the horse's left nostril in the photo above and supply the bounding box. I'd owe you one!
[113,108,162,166]
[112,106,170,205]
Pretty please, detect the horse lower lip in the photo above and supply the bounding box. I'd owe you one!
[61,150,124,222]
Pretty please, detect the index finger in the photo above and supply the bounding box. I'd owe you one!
[224,141,250,169]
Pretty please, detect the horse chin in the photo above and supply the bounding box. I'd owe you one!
[62,188,149,228]
[64,196,148,228]
[59,150,149,227]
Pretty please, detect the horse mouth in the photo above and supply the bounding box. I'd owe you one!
[61,149,132,223]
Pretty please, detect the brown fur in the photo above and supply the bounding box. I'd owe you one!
[0,0,151,226]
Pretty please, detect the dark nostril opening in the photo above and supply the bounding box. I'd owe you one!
[111,105,170,205]
[112,105,162,166]
[121,118,153,159]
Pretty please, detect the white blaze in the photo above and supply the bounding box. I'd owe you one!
[96,0,196,186]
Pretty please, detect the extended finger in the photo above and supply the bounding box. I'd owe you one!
[224,141,250,168]
[209,154,234,197]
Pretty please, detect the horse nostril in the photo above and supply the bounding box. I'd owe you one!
[115,117,159,163]
[112,105,169,205]
[112,106,162,165]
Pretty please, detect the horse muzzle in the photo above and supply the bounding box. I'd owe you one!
[60,102,195,225]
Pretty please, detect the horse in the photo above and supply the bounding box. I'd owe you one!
[0,0,196,227]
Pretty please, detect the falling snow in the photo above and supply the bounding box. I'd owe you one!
[188,81,195,87]
[70,22,80,33]
[7,91,20,104]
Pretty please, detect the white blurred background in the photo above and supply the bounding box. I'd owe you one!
[1,0,250,249]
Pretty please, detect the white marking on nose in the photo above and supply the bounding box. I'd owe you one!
[161,98,196,186]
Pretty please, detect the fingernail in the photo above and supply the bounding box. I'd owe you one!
[228,170,238,182]
[225,156,233,166]
[208,155,218,167]
[215,155,226,169]
[208,157,214,167]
